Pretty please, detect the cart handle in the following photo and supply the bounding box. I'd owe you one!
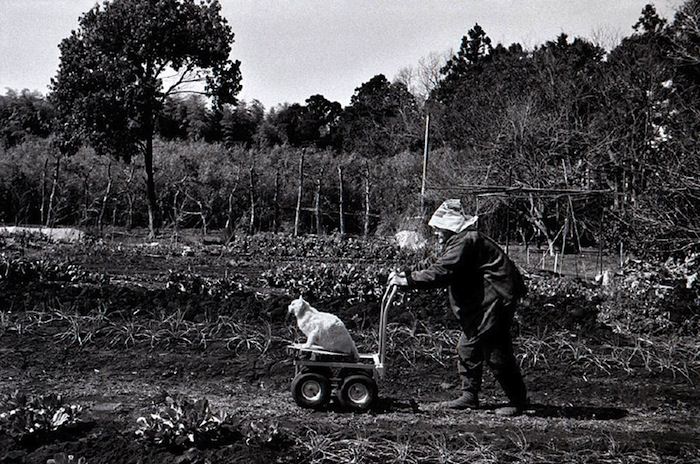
[378,283,398,367]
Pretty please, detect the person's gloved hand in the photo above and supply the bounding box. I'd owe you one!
[388,271,408,287]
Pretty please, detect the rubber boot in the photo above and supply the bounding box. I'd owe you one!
[494,372,527,417]
[437,391,479,410]
[495,404,525,416]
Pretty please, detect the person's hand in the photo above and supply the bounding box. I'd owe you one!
[388,271,408,287]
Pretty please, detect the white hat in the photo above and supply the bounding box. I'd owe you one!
[428,199,478,233]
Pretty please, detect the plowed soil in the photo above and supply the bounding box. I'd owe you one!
[1,237,698,464]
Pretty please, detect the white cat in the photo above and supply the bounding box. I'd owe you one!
[288,296,360,360]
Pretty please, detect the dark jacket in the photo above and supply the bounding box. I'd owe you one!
[405,228,527,335]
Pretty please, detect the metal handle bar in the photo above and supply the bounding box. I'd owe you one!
[378,283,398,367]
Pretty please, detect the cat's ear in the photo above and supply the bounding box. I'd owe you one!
[299,295,305,302]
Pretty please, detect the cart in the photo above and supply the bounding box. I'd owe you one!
[286,284,398,411]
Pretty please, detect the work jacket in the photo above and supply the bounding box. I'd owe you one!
[405,228,527,336]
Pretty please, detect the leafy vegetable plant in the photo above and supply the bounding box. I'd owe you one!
[135,393,239,449]
[0,391,83,439]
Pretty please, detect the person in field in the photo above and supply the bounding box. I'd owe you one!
[388,199,528,416]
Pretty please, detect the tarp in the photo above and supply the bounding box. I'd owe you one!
[0,226,85,242]
[394,230,427,250]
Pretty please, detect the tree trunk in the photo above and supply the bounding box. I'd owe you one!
[144,135,158,238]
[314,170,323,235]
[127,194,134,231]
[198,200,207,236]
[273,169,280,232]
[248,165,256,235]
[363,163,371,237]
[338,165,345,235]
[82,176,90,225]
[98,160,112,234]
[172,190,180,241]
[143,72,158,239]
[111,202,117,240]
[527,193,555,255]
[40,158,48,225]
[125,164,136,231]
[225,191,235,240]
[421,113,430,217]
[45,155,61,227]
[294,151,305,237]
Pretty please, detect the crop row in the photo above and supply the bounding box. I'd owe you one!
[0,256,108,286]
[222,233,429,263]
[0,390,284,455]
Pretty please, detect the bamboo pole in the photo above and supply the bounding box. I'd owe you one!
[505,167,513,254]
[294,151,305,237]
[420,113,430,217]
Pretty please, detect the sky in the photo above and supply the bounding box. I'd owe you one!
[0,0,686,110]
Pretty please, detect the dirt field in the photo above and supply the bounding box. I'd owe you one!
[1,233,698,463]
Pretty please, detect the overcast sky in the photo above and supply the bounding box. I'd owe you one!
[0,0,685,109]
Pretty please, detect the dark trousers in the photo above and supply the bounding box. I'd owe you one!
[457,316,527,406]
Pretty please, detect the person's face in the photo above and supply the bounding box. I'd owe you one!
[433,228,453,245]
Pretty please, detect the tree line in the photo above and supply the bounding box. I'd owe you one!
[0,0,698,255]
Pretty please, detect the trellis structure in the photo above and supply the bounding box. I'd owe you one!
[425,182,616,276]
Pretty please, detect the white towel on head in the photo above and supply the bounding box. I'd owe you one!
[428,199,478,233]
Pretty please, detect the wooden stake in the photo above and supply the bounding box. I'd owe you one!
[294,151,305,237]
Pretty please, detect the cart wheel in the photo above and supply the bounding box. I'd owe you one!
[338,375,377,411]
[291,372,331,409]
